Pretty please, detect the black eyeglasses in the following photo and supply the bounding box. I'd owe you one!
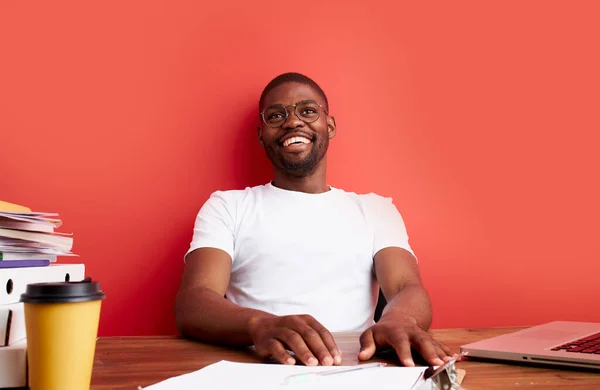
[260,100,328,128]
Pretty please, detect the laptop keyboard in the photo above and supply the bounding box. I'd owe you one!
[551,332,600,354]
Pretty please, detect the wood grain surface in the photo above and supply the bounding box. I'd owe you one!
[91,327,600,389]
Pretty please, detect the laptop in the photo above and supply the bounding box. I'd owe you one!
[460,321,600,370]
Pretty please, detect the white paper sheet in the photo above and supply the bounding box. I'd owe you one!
[140,361,427,390]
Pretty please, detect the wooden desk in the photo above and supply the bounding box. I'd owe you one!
[91,327,600,389]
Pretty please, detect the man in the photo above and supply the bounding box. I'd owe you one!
[175,72,452,367]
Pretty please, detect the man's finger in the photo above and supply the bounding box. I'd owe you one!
[304,317,342,365]
[436,345,452,362]
[390,336,414,367]
[279,329,319,366]
[411,333,444,366]
[358,329,376,361]
[262,338,296,365]
[439,341,452,356]
[298,325,334,366]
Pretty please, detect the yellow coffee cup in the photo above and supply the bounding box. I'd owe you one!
[20,280,106,390]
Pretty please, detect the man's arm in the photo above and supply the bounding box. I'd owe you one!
[174,248,341,366]
[358,247,452,366]
[174,247,271,345]
[375,247,432,330]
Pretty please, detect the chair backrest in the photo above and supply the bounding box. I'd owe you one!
[374,288,386,322]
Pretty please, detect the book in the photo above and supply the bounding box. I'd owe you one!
[0,227,73,252]
[0,246,74,256]
[0,211,62,228]
[0,263,85,305]
[0,303,25,347]
[0,259,50,268]
[0,252,57,262]
[0,218,55,233]
[0,339,27,388]
[0,200,31,213]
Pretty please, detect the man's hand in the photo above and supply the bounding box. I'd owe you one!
[358,312,452,367]
[248,314,342,366]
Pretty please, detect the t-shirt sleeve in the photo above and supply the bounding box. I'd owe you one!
[371,195,417,261]
[185,191,235,262]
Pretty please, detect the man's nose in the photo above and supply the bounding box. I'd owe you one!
[282,106,304,129]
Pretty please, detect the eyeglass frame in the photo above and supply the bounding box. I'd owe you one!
[260,100,329,128]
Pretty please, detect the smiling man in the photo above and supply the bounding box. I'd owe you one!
[175,72,452,367]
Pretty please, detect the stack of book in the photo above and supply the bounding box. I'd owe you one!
[0,200,86,388]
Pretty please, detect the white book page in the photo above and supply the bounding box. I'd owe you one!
[140,361,427,390]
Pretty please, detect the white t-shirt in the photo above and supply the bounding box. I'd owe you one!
[186,182,416,332]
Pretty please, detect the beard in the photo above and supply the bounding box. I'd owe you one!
[264,135,329,177]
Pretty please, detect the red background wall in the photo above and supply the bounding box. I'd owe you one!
[1,1,599,336]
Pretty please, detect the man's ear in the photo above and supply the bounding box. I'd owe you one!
[257,126,264,146]
[327,116,336,139]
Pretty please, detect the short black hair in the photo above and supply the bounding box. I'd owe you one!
[259,72,329,112]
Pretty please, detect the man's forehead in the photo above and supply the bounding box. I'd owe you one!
[262,82,323,108]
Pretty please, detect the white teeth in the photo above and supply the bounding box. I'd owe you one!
[283,136,311,147]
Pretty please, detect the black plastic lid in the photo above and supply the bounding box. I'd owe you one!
[20,280,106,303]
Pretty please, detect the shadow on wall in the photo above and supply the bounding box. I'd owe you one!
[164,107,272,335]
[230,107,272,188]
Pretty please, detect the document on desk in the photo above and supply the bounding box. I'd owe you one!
[140,360,428,390]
